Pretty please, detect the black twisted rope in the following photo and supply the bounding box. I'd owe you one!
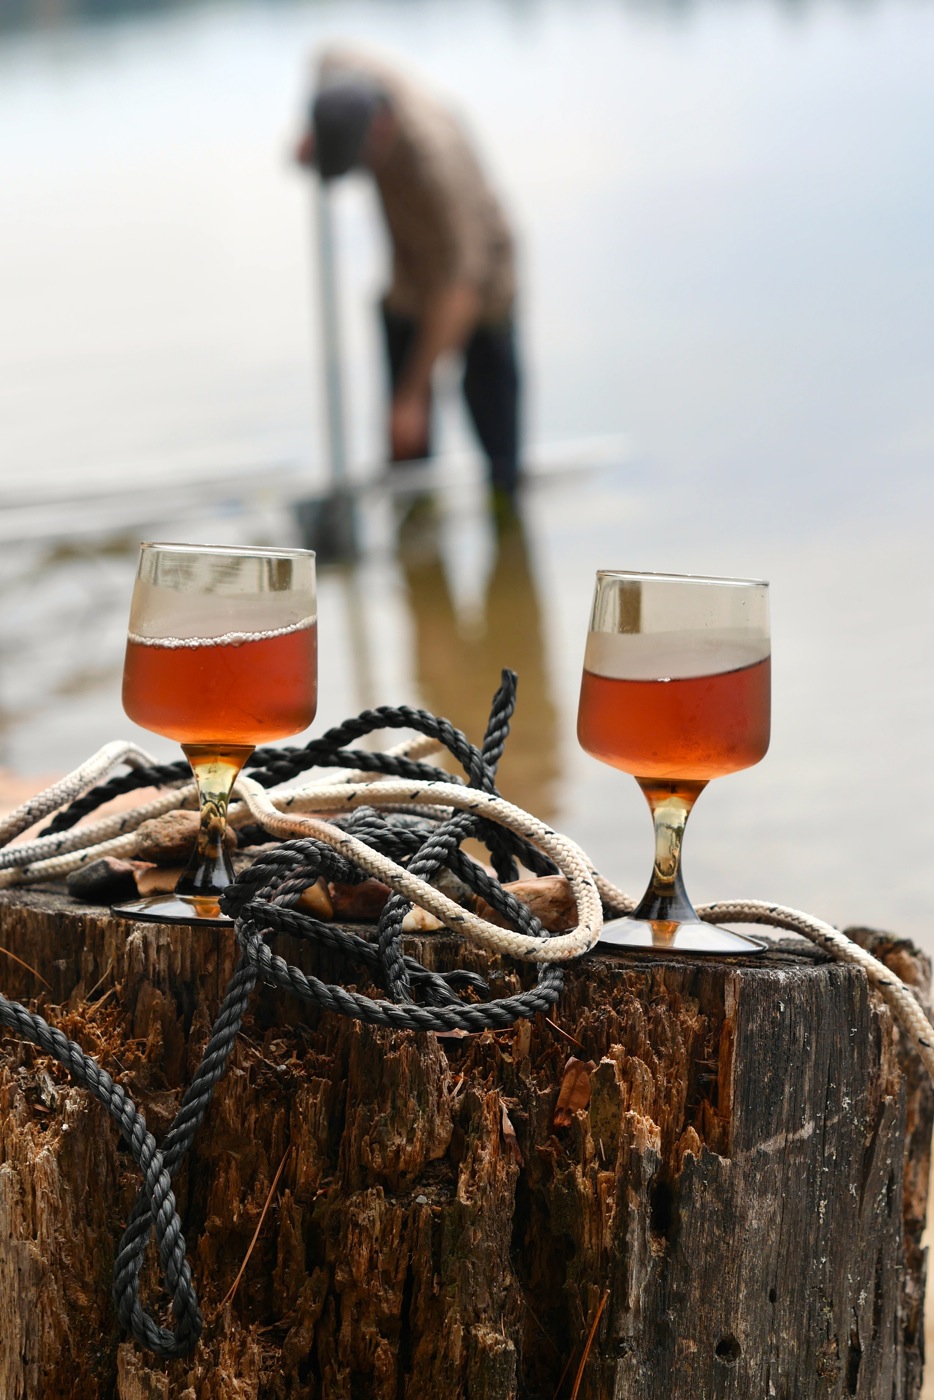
[39,689,556,880]
[39,706,491,836]
[1,671,570,1360]
[0,996,202,1355]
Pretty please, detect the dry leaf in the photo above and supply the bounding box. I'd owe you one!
[135,864,184,896]
[297,878,334,919]
[401,907,444,933]
[475,875,576,932]
[500,1101,524,1165]
[328,878,390,921]
[552,1057,596,1129]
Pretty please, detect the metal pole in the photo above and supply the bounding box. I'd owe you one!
[316,179,349,492]
[294,178,358,561]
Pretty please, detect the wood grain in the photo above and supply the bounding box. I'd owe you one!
[0,888,930,1399]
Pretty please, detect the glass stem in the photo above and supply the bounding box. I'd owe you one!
[631,779,707,929]
[175,744,253,899]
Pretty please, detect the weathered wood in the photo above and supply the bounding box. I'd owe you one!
[0,887,931,1400]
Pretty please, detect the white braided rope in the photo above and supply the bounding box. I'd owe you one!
[695,900,934,1083]
[0,742,159,847]
[0,735,442,885]
[0,784,197,875]
[235,775,603,962]
[1,745,933,1081]
[0,828,157,887]
[588,874,934,1076]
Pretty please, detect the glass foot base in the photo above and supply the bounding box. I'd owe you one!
[111,894,234,927]
[597,917,767,956]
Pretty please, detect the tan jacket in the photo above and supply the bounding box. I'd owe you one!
[319,48,516,324]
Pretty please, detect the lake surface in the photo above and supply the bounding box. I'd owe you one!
[1,0,933,948]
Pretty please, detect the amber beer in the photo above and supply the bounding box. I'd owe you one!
[577,635,771,782]
[123,618,318,745]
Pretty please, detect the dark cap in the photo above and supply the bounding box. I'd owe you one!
[312,79,387,181]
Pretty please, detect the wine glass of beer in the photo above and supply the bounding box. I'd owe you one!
[115,542,317,926]
[577,570,770,954]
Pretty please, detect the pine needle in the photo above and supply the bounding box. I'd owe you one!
[544,1016,585,1052]
[84,959,114,1002]
[523,1297,562,1358]
[569,1289,610,1400]
[0,943,52,991]
[86,985,116,1019]
[218,1145,291,1311]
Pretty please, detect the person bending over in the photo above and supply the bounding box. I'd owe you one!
[296,48,521,498]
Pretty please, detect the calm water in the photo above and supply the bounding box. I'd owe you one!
[1,0,933,946]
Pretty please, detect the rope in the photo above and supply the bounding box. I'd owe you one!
[0,740,161,846]
[0,670,931,1359]
[234,776,601,962]
[0,996,201,1356]
[695,899,934,1083]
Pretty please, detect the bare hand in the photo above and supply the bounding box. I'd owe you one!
[295,129,315,168]
[390,389,430,461]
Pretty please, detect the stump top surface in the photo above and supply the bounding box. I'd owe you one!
[2,880,924,990]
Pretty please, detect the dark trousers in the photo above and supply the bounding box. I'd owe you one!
[381,307,521,494]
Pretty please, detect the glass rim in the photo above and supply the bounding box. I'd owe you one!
[595,569,768,588]
[140,541,315,561]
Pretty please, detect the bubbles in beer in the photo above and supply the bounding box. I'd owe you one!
[123,619,318,745]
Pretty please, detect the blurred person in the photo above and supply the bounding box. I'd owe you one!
[295,49,521,500]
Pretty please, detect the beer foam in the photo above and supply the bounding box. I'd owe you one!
[128,574,317,641]
[128,615,316,649]
[584,628,770,681]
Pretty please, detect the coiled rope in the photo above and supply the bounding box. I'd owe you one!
[0,670,931,1359]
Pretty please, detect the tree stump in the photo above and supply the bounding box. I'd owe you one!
[0,886,931,1400]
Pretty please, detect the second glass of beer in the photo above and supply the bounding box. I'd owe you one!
[116,542,317,926]
[578,569,770,954]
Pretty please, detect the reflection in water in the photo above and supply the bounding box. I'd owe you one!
[0,540,132,759]
[395,496,560,823]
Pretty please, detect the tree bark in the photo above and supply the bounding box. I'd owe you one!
[0,887,931,1400]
